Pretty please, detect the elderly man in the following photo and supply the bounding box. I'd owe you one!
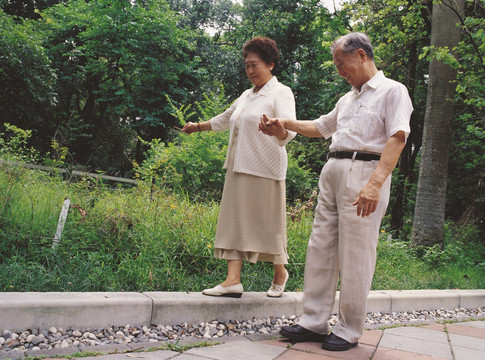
[259,32,413,351]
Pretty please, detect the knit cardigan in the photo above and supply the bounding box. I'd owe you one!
[209,77,296,181]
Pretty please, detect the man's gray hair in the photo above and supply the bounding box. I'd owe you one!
[330,32,374,60]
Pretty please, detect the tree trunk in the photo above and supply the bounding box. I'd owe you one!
[410,0,465,247]
[391,36,418,232]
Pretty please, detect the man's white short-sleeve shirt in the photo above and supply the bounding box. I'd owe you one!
[314,71,413,154]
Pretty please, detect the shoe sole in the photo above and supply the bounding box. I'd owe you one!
[267,293,283,298]
[202,292,243,298]
[279,329,326,343]
[322,341,358,351]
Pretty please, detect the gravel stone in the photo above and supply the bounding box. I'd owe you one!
[0,306,483,354]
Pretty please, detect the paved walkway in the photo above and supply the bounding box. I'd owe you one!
[3,320,483,360]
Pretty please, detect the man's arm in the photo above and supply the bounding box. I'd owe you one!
[259,114,323,138]
[353,131,406,217]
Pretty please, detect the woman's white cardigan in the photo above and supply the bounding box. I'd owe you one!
[209,77,296,181]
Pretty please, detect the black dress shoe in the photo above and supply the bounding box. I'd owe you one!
[279,325,326,343]
[322,333,358,351]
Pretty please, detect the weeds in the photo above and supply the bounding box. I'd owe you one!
[0,165,483,293]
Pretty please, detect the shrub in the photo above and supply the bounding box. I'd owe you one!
[0,123,39,162]
[136,90,318,203]
[135,132,228,201]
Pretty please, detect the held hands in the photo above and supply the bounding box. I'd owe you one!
[258,114,288,140]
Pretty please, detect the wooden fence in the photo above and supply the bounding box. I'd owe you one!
[0,159,138,185]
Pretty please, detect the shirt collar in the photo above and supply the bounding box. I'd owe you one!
[352,70,384,94]
[253,76,278,96]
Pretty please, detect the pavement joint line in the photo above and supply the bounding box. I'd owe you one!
[140,292,155,326]
[443,324,457,360]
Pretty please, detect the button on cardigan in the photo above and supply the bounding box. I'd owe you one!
[209,77,296,181]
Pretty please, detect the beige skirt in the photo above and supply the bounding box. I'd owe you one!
[213,128,288,264]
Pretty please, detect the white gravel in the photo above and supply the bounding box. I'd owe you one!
[1,307,483,353]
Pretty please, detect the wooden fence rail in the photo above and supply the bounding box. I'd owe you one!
[0,159,138,185]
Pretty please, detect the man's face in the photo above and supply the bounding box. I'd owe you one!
[333,47,366,88]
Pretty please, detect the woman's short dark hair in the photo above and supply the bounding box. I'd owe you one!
[331,32,374,60]
[243,37,280,68]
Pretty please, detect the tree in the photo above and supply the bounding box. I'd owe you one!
[0,9,57,148]
[411,0,465,247]
[445,0,485,233]
[0,0,65,19]
[40,0,201,173]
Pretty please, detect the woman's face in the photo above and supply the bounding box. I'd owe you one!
[245,52,273,90]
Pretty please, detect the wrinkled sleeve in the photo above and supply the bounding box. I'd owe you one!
[209,98,238,132]
[384,84,413,140]
[313,102,339,140]
[274,85,297,146]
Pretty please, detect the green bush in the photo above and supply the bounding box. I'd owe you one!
[135,132,228,201]
[0,123,39,163]
[135,131,318,204]
[415,222,485,269]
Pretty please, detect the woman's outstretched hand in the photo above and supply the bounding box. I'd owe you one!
[182,122,199,134]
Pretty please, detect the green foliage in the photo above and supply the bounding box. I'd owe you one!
[285,152,318,203]
[0,123,39,162]
[416,222,484,268]
[446,2,485,228]
[194,83,233,122]
[135,132,228,201]
[419,45,461,69]
[134,89,230,201]
[33,0,202,172]
[373,226,485,290]
[0,9,57,138]
[447,113,485,224]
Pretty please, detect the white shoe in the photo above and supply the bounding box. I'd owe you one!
[267,270,289,298]
[202,283,244,298]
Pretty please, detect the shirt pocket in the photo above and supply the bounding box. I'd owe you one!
[354,105,384,141]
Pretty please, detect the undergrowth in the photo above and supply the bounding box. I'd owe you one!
[0,164,483,292]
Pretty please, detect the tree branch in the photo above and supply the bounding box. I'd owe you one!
[440,0,485,72]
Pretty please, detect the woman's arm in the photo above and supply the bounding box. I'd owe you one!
[182,120,212,134]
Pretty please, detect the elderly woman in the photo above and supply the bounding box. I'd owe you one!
[182,37,296,298]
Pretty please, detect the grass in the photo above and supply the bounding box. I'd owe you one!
[138,340,219,352]
[0,163,484,293]
[17,341,220,360]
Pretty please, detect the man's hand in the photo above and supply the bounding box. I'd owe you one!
[353,181,380,217]
[353,131,406,217]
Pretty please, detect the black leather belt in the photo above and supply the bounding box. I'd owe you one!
[327,151,380,161]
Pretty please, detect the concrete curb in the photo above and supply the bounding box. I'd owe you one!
[1,290,484,332]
